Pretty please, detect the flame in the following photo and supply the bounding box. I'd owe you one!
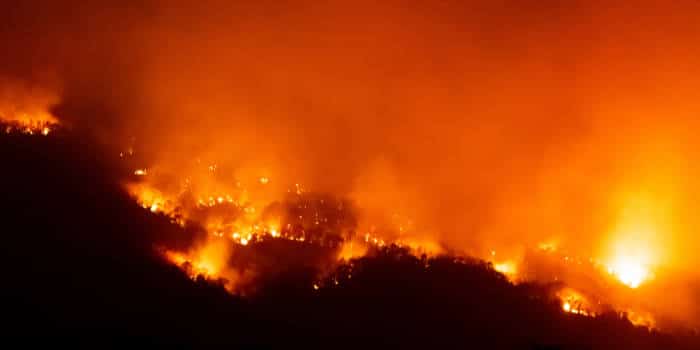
[396,237,444,256]
[337,241,369,261]
[163,238,241,291]
[493,261,518,278]
[626,309,656,329]
[606,256,649,289]
[557,288,597,317]
[537,240,558,252]
[2,114,58,135]
[125,163,441,263]
[0,82,60,135]
[165,250,218,278]
[601,194,661,288]
[123,159,679,331]
[7,3,700,334]
[125,165,453,300]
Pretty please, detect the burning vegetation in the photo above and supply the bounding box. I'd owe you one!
[3,1,700,347]
[119,150,681,331]
[123,157,447,293]
[0,80,59,135]
[0,95,697,348]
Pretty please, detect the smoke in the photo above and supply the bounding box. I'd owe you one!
[3,0,700,327]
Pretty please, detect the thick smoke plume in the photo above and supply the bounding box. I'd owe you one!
[3,1,700,328]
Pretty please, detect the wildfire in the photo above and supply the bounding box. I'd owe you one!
[137,172,668,331]
[162,239,240,291]
[600,192,664,289]
[557,288,598,317]
[124,162,455,299]
[122,156,677,332]
[337,241,369,261]
[493,260,518,278]
[0,81,60,135]
[537,240,558,252]
[125,159,441,258]
[626,309,656,329]
[2,117,57,136]
[126,183,170,213]
[606,256,649,289]
[165,251,216,277]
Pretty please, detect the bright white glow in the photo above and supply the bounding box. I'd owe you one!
[608,257,648,288]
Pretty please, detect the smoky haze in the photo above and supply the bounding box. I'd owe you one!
[3,0,700,326]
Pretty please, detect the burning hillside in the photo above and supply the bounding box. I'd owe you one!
[0,79,59,135]
[1,114,699,348]
[2,1,700,347]
[120,157,669,330]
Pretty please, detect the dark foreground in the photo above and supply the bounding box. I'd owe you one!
[0,133,698,349]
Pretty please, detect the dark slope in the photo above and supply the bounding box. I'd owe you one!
[0,132,263,347]
[0,132,697,349]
